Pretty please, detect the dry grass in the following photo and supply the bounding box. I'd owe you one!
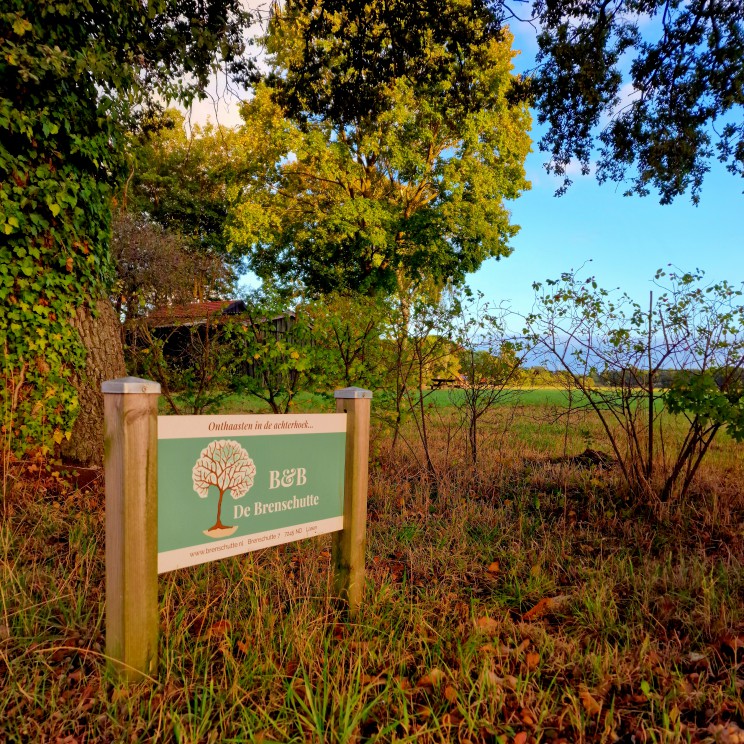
[1,403,743,743]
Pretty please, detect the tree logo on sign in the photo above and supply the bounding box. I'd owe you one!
[192,440,256,538]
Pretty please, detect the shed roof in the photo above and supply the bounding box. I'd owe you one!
[147,300,246,328]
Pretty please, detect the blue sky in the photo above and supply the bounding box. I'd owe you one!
[469,21,744,318]
[192,15,743,313]
[469,133,743,319]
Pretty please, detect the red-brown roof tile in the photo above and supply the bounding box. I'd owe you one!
[147,301,238,327]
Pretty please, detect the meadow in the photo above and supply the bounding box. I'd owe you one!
[1,394,743,743]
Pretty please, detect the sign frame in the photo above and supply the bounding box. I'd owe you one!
[156,412,347,573]
[101,377,371,682]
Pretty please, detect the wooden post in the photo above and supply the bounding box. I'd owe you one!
[332,387,372,619]
[102,376,160,681]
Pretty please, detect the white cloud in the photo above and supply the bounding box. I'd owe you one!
[185,74,248,131]
[181,1,269,131]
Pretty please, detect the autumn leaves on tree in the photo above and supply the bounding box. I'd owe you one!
[227,0,531,297]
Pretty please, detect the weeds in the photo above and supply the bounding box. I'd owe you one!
[1,403,742,742]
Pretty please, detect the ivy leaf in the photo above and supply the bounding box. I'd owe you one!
[12,17,32,36]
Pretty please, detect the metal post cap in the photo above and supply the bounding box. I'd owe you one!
[334,387,373,399]
[101,377,162,394]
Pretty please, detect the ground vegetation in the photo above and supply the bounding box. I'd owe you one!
[2,394,743,742]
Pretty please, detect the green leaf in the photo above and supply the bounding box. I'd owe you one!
[12,17,33,36]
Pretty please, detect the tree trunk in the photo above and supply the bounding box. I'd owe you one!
[469,411,478,466]
[60,298,126,466]
[210,488,229,531]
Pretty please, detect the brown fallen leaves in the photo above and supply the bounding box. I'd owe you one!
[708,722,744,744]
[406,669,469,731]
[721,632,744,660]
[522,595,571,621]
[579,685,602,716]
[482,670,519,690]
[202,619,231,638]
[475,615,500,634]
[417,667,446,688]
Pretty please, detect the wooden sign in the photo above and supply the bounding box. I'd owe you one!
[102,378,371,682]
[157,414,346,573]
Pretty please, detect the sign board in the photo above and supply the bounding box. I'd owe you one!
[157,413,346,573]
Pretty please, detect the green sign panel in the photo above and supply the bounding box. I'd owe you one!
[157,414,346,573]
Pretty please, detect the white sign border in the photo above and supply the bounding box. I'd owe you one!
[158,516,343,573]
[158,412,346,439]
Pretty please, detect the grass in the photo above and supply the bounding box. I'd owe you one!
[1,399,743,742]
[160,386,602,417]
[416,388,576,409]
[186,386,670,421]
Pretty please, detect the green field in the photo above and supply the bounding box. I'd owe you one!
[161,387,604,417]
[424,387,581,408]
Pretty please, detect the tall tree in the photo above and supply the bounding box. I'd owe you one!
[1,1,253,463]
[228,0,531,296]
[525,0,744,203]
[114,109,244,320]
[125,109,243,302]
[112,210,215,322]
[274,0,743,203]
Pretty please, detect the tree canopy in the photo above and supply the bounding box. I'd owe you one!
[126,110,239,260]
[1,0,253,453]
[116,109,244,315]
[525,0,744,203]
[268,0,743,204]
[266,0,506,127]
[228,0,531,296]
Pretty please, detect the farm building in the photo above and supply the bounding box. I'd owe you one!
[146,299,249,329]
[127,300,297,370]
